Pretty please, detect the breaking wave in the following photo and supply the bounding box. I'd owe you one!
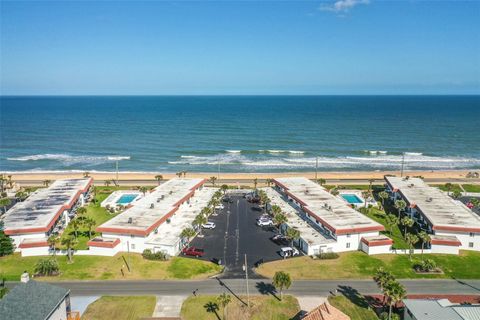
[7,154,131,164]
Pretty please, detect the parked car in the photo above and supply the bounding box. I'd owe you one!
[257,219,273,227]
[223,197,233,203]
[271,234,289,245]
[280,247,299,258]
[202,222,216,229]
[182,246,205,257]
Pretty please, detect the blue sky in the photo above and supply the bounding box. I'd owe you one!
[1,1,479,95]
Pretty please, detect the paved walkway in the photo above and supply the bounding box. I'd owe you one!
[297,295,327,312]
[152,295,187,318]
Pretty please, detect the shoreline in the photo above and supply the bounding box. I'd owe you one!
[4,169,479,183]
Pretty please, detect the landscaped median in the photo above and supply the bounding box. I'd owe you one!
[81,296,156,320]
[0,253,222,281]
[255,250,480,280]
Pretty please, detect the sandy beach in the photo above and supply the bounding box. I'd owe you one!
[5,169,479,185]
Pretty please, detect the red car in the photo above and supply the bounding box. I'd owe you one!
[182,246,205,257]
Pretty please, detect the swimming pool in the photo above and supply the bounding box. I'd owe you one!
[341,194,363,204]
[116,194,138,205]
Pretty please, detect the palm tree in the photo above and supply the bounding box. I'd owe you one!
[266,178,273,187]
[273,213,288,227]
[394,200,406,218]
[272,271,292,300]
[373,268,395,305]
[405,233,419,261]
[471,198,480,210]
[155,175,163,185]
[61,235,78,263]
[379,191,389,209]
[15,191,28,201]
[209,176,217,187]
[43,180,51,187]
[76,207,87,216]
[104,180,111,187]
[210,198,220,215]
[317,178,326,186]
[286,227,300,247]
[0,197,11,213]
[176,172,183,178]
[139,186,148,196]
[70,219,81,238]
[201,206,213,217]
[193,214,207,235]
[400,216,414,237]
[361,190,370,208]
[180,227,196,243]
[384,280,406,320]
[444,182,453,196]
[368,179,375,193]
[217,293,231,320]
[253,178,258,189]
[47,234,60,256]
[220,184,228,195]
[418,231,431,257]
[182,171,187,178]
[84,217,96,238]
[271,204,282,217]
[452,190,462,199]
[385,214,399,235]
[330,188,339,196]
[83,172,90,178]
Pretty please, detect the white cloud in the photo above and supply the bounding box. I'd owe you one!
[320,0,370,13]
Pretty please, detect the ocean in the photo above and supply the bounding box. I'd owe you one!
[1,95,479,173]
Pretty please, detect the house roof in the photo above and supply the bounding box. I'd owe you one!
[403,299,480,320]
[302,301,350,320]
[273,177,384,235]
[0,280,69,320]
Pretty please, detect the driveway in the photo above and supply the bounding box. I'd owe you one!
[187,193,288,278]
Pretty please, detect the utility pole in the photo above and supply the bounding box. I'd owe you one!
[400,153,405,177]
[315,156,318,180]
[218,159,220,181]
[244,254,250,308]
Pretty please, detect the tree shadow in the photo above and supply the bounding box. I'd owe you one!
[214,277,248,306]
[337,285,371,309]
[204,301,221,320]
[255,281,280,301]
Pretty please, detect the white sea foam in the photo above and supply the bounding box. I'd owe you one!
[404,152,423,156]
[288,150,305,154]
[7,154,130,164]
[226,150,241,153]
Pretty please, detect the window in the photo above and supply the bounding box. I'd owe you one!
[469,242,474,248]
[470,233,475,237]
[346,243,350,248]
[131,243,136,250]
[347,234,351,238]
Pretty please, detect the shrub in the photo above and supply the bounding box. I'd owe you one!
[142,249,168,261]
[34,258,60,276]
[380,312,400,320]
[315,252,339,260]
[414,259,438,272]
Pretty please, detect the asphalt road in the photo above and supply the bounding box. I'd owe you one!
[6,279,480,297]
[15,178,480,187]
[188,194,287,278]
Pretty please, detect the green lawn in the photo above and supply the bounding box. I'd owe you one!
[434,184,480,193]
[463,184,480,193]
[361,207,408,249]
[81,296,156,320]
[0,253,222,281]
[256,250,480,280]
[181,295,300,320]
[328,296,378,320]
[58,186,146,250]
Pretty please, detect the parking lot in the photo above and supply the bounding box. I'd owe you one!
[187,192,290,278]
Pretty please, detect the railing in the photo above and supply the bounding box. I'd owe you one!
[67,311,80,320]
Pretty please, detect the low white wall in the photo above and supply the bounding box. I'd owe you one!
[431,244,459,255]
[20,246,50,257]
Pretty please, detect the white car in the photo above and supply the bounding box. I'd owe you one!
[202,222,216,229]
[257,219,273,227]
[280,247,299,258]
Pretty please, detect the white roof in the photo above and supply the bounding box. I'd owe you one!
[385,176,480,231]
[97,178,204,236]
[3,178,92,234]
[273,177,383,234]
[263,187,336,246]
[403,299,480,320]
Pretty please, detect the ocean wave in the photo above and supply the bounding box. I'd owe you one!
[404,152,423,156]
[225,150,241,153]
[7,153,131,164]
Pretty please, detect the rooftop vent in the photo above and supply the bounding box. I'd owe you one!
[128,217,133,224]
[426,197,433,202]
[150,203,154,209]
